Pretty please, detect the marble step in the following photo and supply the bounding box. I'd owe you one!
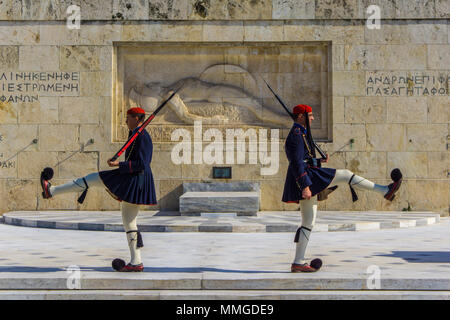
[0,272,449,291]
[0,289,448,300]
[2,211,441,232]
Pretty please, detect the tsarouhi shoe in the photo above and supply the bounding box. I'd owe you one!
[118,263,144,272]
[291,263,318,273]
[40,167,54,199]
[384,168,402,201]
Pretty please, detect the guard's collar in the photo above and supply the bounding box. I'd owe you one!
[293,122,307,134]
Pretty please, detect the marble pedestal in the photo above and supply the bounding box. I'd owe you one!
[179,182,260,216]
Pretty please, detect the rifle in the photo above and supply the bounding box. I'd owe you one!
[261,77,327,163]
[110,86,182,162]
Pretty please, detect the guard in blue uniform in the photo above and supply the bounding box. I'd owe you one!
[99,120,157,206]
[283,104,402,273]
[40,107,157,272]
[282,114,336,204]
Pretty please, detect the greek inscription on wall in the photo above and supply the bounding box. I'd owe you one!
[0,160,15,169]
[366,72,449,96]
[0,72,80,102]
[0,134,15,169]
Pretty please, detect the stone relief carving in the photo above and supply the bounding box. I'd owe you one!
[128,64,290,126]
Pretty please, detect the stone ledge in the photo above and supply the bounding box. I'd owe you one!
[2,210,441,233]
[0,289,448,300]
[0,272,448,291]
[201,274,450,291]
[180,191,260,216]
[180,182,260,216]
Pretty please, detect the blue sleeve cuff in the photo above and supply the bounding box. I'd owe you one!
[296,173,312,190]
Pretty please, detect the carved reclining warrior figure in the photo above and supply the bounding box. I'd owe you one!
[129,64,291,127]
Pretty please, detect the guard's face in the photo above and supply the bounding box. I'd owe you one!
[298,112,314,126]
[126,114,140,130]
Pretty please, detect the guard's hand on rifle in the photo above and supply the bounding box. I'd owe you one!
[107,159,119,167]
[320,153,329,163]
[302,186,312,200]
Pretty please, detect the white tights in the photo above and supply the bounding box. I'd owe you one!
[121,201,142,265]
[49,172,104,196]
[293,169,388,265]
[49,172,142,265]
[330,169,388,195]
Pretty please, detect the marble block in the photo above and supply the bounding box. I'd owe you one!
[179,191,259,216]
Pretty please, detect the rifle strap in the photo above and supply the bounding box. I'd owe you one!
[301,134,314,158]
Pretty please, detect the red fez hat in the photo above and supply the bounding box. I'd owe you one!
[127,107,146,115]
[292,104,312,115]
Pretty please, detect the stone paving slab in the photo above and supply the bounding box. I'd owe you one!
[2,210,441,233]
[0,218,449,297]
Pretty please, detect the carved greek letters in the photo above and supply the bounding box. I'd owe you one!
[0,72,80,102]
[366,72,449,96]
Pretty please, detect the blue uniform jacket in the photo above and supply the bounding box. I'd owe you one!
[282,123,336,203]
[99,126,157,205]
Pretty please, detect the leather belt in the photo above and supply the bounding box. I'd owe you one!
[304,158,318,167]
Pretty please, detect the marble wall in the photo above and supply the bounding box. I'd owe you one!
[0,0,448,215]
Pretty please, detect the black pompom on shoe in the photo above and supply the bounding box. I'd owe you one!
[384,168,402,201]
[40,167,54,199]
[391,168,402,182]
[112,258,126,271]
[310,258,323,271]
[41,167,54,180]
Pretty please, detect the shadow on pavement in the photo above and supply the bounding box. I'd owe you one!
[0,266,66,272]
[143,267,285,273]
[0,266,286,273]
[0,266,111,272]
[374,251,450,263]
